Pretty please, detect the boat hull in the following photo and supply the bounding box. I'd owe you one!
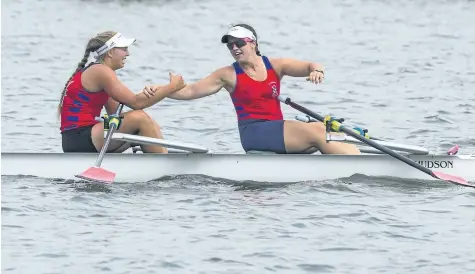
[2,153,474,183]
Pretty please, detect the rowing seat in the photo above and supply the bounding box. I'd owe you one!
[246,150,277,154]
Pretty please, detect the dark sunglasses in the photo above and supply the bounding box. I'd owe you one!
[226,38,253,50]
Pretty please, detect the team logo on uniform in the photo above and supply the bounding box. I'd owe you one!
[268,82,278,97]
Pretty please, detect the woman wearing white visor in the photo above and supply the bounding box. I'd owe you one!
[147,24,359,154]
[59,31,185,154]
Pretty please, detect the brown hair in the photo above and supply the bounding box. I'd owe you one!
[231,23,261,56]
[57,31,116,117]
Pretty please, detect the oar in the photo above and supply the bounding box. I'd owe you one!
[75,103,124,184]
[278,95,474,188]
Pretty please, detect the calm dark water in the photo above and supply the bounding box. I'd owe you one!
[2,0,475,273]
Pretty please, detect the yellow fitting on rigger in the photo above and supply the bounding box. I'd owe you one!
[323,115,341,132]
[102,114,110,131]
[351,127,371,139]
[109,117,120,128]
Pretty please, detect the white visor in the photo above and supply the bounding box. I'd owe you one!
[221,26,256,43]
[94,32,136,56]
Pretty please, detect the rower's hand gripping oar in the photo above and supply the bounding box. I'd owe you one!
[278,96,474,188]
[75,103,124,184]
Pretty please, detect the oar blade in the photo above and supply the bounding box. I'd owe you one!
[73,103,123,184]
[75,166,116,184]
[432,171,474,188]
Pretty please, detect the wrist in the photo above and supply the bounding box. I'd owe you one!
[311,64,325,74]
[174,82,185,91]
[167,83,179,92]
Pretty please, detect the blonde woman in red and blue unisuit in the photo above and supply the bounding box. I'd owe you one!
[59,31,185,154]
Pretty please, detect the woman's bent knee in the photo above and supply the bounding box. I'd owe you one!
[131,109,147,118]
[134,110,157,125]
[124,110,150,124]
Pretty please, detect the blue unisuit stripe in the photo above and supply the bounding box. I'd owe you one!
[69,107,81,113]
[67,116,79,122]
[78,93,89,102]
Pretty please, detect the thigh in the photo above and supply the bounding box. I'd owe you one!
[283,120,325,153]
[62,126,98,153]
[240,120,286,153]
